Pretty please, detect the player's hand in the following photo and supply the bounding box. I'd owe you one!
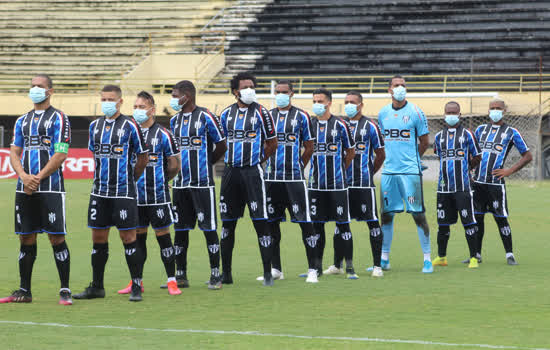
[22,174,40,191]
[23,186,34,195]
[420,161,428,172]
[492,168,512,180]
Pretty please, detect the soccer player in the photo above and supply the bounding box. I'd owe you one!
[432,102,482,268]
[219,72,277,286]
[308,88,357,279]
[468,99,532,265]
[1,74,72,305]
[258,79,319,283]
[169,80,227,290]
[116,91,182,296]
[377,75,433,273]
[74,85,148,302]
[342,91,386,277]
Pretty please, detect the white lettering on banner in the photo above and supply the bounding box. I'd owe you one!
[63,157,94,172]
[0,149,16,178]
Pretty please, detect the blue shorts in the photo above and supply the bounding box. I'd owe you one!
[381,174,425,213]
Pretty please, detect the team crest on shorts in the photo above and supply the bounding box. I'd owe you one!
[361,204,367,213]
[336,206,344,215]
[493,200,499,209]
[48,212,56,223]
[461,209,468,218]
[408,196,415,204]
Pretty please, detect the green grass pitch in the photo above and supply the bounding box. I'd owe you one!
[0,179,549,350]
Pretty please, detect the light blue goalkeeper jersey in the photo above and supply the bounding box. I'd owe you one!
[378,101,429,175]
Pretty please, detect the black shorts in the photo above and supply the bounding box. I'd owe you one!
[348,187,379,222]
[88,195,138,230]
[472,182,509,217]
[436,191,476,226]
[220,165,267,221]
[266,181,311,223]
[137,203,174,230]
[15,192,67,235]
[173,187,217,231]
[308,189,350,223]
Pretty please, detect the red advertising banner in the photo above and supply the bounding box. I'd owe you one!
[0,148,94,179]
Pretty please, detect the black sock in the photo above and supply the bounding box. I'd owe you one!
[464,224,478,258]
[137,233,147,263]
[475,214,485,255]
[203,230,221,277]
[91,242,108,289]
[332,226,344,268]
[367,221,383,267]
[156,234,175,279]
[437,225,451,257]
[220,221,236,275]
[270,221,282,271]
[313,222,326,271]
[300,222,317,270]
[495,216,513,253]
[19,244,37,292]
[124,241,144,281]
[174,230,189,278]
[253,220,273,275]
[52,241,70,289]
[336,223,353,270]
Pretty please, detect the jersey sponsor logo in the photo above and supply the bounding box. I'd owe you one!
[177,136,203,150]
[147,153,159,166]
[93,143,125,159]
[227,130,257,143]
[384,129,411,140]
[479,141,504,154]
[24,135,52,150]
[314,143,338,154]
[277,132,297,145]
[440,148,466,159]
[355,142,367,154]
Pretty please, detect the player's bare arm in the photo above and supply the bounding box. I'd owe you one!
[165,154,181,181]
[134,152,149,180]
[36,152,68,182]
[262,137,277,163]
[9,145,40,193]
[344,147,355,169]
[301,140,314,168]
[492,150,533,179]
[373,148,386,174]
[469,154,482,170]
[418,134,429,156]
[211,139,227,164]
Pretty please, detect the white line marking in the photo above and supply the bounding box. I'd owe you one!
[0,320,548,350]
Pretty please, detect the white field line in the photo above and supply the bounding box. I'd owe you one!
[0,320,548,350]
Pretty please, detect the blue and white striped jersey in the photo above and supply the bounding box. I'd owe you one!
[88,115,147,199]
[345,116,384,188]
[265,106,314,181]
[170,106,224,188]
[220,102,276,168]
[308,115,355,190]
[474,123,529,184]
[434,125,481,192]
[136,122,179,205]
[11,106,71,193]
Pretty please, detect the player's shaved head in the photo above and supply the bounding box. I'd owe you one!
[444,101,460,114]
[489,98,506,110]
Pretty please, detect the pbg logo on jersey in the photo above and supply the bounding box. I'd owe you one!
[0,149,16,179]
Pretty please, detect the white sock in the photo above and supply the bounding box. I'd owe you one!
[506,252,514,259]
[381,252,389,261]
[424,253,431,262]
[167,277,176,283]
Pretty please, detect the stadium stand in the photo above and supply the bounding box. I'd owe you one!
[0,0,236,91]
[210,0,550,93]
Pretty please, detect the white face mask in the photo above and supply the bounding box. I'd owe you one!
[239,88,256,105]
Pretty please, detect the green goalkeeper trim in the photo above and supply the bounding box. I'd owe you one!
[54,142,69,154]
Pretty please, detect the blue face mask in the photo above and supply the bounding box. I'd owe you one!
[275,93,290,108]
[29,86,48,104]
[312,103,326,116]
[133,109,150,124]
[392,86,407,102]
[344,103,359,118]
[445,114,460,126]
[170,97,183,112]
[489,109,503,123]
[102,101,118,118]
